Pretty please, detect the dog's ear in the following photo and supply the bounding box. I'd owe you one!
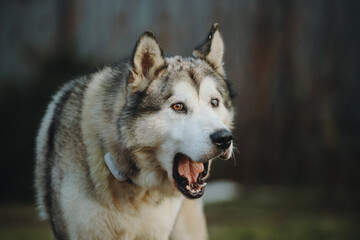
[193,23,225,76]
[129,32,166,92]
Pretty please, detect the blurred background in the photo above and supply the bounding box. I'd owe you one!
[0,0,359,239]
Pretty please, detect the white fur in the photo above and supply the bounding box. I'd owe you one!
[35,25,233,240]
[35,82,76,220]
[60,174,183,240]
[151,76,234,181]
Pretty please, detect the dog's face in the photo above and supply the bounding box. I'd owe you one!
[120,24,234,199]
[155,58,234,199]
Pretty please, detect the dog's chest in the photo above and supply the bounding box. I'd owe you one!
[119,197,183,239]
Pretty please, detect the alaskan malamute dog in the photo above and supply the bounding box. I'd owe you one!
[35,23,234,240]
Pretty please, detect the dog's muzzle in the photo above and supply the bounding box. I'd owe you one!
[172,129,233,199]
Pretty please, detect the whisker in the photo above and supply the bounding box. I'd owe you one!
[233,146,240,154]
[232,146,240,167]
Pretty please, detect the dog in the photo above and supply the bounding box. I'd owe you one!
[34,23,234,240]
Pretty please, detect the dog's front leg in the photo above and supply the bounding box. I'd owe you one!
[170,198,208,240]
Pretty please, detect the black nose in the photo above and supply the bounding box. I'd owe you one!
[210,129,233,150]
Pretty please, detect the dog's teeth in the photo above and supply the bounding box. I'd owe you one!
[185,185,191,190]
[199,182,207,188]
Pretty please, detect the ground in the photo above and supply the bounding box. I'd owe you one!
[0,186,358,240]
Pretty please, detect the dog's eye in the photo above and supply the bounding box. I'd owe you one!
[211,98,219,108]
[171,103,186,113]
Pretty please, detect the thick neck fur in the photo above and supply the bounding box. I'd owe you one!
[81,64,180,208]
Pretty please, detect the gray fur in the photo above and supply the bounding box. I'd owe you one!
[34,24,234,239]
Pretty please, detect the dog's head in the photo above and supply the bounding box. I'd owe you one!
[118,24,234,199]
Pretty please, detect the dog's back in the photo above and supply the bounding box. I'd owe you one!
[35,78,89,237]
[35,69,189,239]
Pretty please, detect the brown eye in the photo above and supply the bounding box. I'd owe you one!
[211,98,219,108]
[172,103,185,112]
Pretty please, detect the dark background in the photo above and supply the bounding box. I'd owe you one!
[0,0,359,215]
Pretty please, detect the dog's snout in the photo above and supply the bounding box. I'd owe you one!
[210,129,233,150]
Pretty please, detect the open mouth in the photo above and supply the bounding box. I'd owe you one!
[172,153,209,199]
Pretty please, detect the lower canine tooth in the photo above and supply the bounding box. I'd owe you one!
[199,182,207,188]
[185,185,190,190]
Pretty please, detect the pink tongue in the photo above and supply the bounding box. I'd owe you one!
[178,156,204,183]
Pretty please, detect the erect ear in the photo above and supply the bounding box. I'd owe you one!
[129,31,166,92]
[193,23,225,76]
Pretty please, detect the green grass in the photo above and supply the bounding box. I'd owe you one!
[205,187,360,240]
[0,187,358,240]
[0,204,51,240]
